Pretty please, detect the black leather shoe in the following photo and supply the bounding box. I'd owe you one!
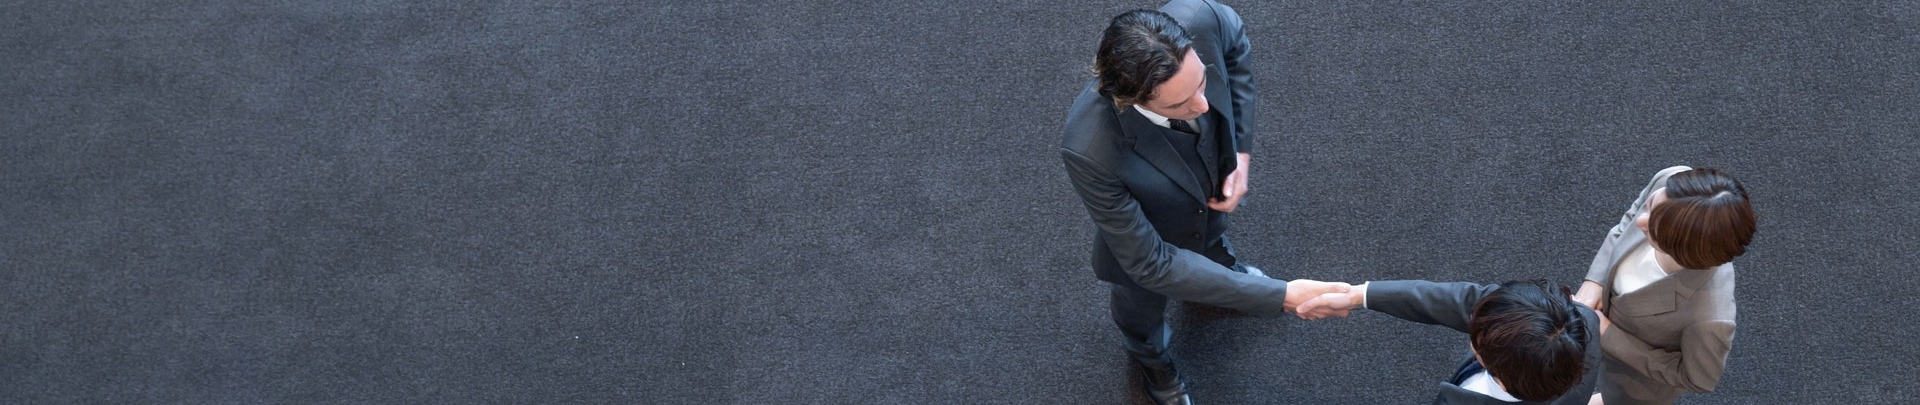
[1136,359,1193,405]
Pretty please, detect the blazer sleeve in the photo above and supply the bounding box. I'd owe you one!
[1582,220,1631,293]
[1584,166,1694,287]
[1364,280,1498,334]
[1061,148,1290,317]
[1600,319,1736,392]
[1212,1,1255,154]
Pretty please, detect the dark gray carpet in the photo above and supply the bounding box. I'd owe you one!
[4,1,1916,403]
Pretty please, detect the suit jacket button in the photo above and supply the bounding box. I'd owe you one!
[1191,232,1202,239]
[1196,209,1205,214]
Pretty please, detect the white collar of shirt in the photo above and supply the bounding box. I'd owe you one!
[1460,371,1523,402]
[1359,284,1516,403]
[1133,105,1174,129]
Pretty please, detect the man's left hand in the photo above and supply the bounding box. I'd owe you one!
[1208,152,1252,212]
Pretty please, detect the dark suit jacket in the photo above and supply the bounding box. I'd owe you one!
[1368,280,1604,405]
[1060,0,1285,316]
[1582,166,1738,405]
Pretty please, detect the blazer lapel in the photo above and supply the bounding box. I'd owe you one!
[1448,354,1480,385]
[1611,261,1717,317]
[1610,286,1678,317]
[1663,265,1717,300]
[1609,242,1678,317]
[1119,108,1207,202]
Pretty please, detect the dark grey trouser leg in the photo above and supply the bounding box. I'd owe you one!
[1110,282,1174,368]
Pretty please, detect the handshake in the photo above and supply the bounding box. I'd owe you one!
[1286,279,1614,329]
[1283,279,1368,321]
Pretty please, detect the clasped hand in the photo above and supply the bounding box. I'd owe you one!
[1293,281,1365,320]
[1284,279,1353,318]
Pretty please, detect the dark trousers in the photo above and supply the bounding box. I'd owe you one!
[1110,280,1175,368]
[1110,263,1255,368]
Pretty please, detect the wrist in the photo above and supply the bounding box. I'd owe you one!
[1577,281,1602,297]
[1351,282,1369,310]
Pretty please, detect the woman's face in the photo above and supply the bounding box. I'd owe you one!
[1634,187,1668,235]
[1634,188,1685,270]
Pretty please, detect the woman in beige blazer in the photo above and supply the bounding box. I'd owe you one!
[1572,166,1756,405]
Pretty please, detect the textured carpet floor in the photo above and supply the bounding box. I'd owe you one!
[4,1,1917,403]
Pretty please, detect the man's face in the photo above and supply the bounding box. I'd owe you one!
[1139,49,1209,121]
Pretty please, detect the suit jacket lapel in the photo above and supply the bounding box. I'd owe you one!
[1610,246,1719,317]
[1448,353,1480,384]
[1119,108,1207,202]
[1628,265,1716,301]
[1606,231,1672,317]
[1667,266,1716,299]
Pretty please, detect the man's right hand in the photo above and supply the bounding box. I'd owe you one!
[1295,282,1366,320]
[1283,279,1351,313]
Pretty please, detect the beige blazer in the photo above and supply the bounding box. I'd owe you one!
[1582,166,1738,405]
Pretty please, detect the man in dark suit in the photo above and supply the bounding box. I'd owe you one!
[1061,2,1348,404]
[1296,280,1603,405]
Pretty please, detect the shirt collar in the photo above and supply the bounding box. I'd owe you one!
[1133,105,1173,129]
[1460,371,1523,402]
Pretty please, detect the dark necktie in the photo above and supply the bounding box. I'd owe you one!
[1168,119,1198,135]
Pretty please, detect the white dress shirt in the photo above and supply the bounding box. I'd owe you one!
[1134,105,1176,129]
[1460,371,1523,402]
[1612,243,1670,294]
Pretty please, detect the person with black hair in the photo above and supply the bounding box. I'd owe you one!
[1296,280,1603,405]
[1061,2,1350,404]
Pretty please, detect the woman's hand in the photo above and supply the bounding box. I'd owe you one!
[1572,280,1606,312]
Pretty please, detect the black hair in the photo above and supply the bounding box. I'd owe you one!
[1093,10,1193,108]
[1468,280,1590,401]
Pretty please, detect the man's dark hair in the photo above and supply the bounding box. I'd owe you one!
[1651,168,1756,269]
[1093,10,1193,109]
[1468,280,1590,402]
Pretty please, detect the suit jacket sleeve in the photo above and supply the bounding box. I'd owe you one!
[1364,280,1498,334]
[1217,2,1256,154]
[1584,166,1694,289]
[1601,319,1736,392]
[1583,220,1631,297]
[1061,147,1290,317]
